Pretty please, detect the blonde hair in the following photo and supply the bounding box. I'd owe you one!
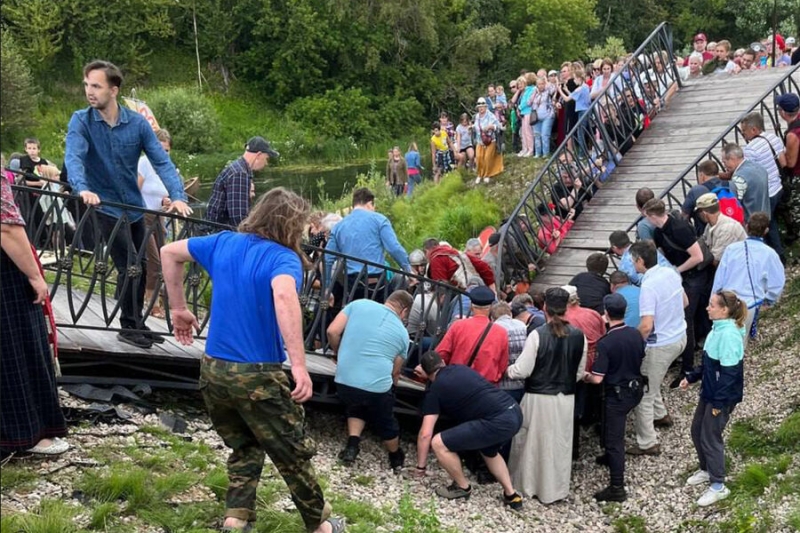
[238,187,311,267]
[516,75,527,89]
[155,128,172,148]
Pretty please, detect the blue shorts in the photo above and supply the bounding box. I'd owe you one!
[440,403,522,457]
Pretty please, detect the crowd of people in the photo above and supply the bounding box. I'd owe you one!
[1,40,797,532]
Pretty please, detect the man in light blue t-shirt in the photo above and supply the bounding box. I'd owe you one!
[628,241,687,457]
[327,290,413,472]
[610,271,640,328]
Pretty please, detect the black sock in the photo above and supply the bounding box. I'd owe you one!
[347,436,361,448]
[388,449,403,460]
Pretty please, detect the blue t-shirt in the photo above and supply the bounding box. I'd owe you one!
[573,84,591,112]
[335,299,410,393]
[616,285,641,328]
[188,231,303,363]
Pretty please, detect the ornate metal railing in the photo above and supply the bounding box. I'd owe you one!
[9,178,466,360]
[631,64,800,220]
[496,22,681,287]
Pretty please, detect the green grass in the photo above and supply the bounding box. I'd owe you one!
[613,514,647,533]
[0,499,83,533]
[87,502,118,530]
[1,463,39,492]
[788,504,800,531]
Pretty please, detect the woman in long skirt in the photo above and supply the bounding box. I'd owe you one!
[473,98,504,184]
[0,178,68,458]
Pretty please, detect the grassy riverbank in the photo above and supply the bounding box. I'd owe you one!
[317,156,546,252]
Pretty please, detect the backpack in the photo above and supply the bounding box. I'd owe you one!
[427,248,480,290]
[707,185,744,224]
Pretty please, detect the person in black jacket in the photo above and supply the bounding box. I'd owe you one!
[680,290,746,507]
[585,293,645,502]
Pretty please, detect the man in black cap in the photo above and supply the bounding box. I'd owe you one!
[431,285,509,385]
[206,136,279,227]
[585,293,645,502]
[510,294,545,334]
[411,351,524,510]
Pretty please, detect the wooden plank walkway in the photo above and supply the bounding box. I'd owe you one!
[533,68,794,289]
[51,288,424,393]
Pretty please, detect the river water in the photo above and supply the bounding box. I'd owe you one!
[195,155,432,206]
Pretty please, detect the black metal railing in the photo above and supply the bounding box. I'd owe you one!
[9,180,466,360]
[496,22,681,287]
[631,64,800,220]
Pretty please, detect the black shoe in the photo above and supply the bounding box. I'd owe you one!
[389,449,405,473]
[117,331,153,349]
[503,491,523,511]
[141,326,166,344]
[594,484,627,502]
[595,453,610,466]
[338,445,359,465]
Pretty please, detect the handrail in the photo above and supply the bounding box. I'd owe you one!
[9,183,467,359]
[626,64,800,227]
[495,22,681,287]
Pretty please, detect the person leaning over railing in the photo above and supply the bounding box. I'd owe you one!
[64,60,192,350]
[777,93,800,246]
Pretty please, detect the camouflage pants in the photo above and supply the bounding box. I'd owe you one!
[200,356,331,531]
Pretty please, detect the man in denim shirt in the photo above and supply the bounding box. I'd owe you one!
[65,60,191,349]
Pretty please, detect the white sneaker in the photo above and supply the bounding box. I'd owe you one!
[686,470,710,486]
[483,177,490,183]
[697,485,730,507]
[475,176,482,184]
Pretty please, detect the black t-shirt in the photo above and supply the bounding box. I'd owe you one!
[592,324,645,387]
[551,180,584,219]
[422,365,515,422]
[18,155,49,175]
[654,215,696,268]
[569,271,611,315]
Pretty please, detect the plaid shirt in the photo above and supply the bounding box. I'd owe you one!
[205,157,252,227]
[495,315,527,390]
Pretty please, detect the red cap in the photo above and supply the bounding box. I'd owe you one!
[694,33,707,42]
[773,34,786,51]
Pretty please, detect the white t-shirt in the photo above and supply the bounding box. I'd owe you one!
[639,265,687,347]
[744,133,785,197]
[137,155,169,211]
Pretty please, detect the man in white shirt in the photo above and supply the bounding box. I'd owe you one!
[627,240,687,456]
[739,111,787,259]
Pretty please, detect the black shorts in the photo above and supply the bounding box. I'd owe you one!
[440,403,522,457]
[337,383,399,440]
[459,146,473,154]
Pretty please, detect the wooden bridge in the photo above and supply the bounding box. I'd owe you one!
[537,67,796,288]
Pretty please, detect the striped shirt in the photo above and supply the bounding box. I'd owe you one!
[744,133,784,197]
[495,315,527,391]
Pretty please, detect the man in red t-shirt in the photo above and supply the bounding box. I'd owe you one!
[434,286,508,384]
[423,238,496,291]
[693,33,715,63]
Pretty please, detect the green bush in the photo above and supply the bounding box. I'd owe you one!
[142,87,220,153]
[286,87,377,142]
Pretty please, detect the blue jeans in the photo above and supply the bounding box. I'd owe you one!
[766,190,784,257]
[407,173,420,197]
[575,109,589,155]
[533,115,555,157]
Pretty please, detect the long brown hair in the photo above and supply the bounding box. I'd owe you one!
[544,287,570,338]
[238,187,311,268]
[714,290,747,329]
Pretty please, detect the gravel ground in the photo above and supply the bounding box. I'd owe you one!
[3,267,798,533]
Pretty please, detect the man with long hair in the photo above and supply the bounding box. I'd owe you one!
[161,188,344,533]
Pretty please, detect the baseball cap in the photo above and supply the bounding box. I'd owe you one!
[787,37,796,46]
[695,192,719,211]
[245,136,279,158]
[694,33,708,42]
[545,287,570,315]
[469,286,496,306]
[750,42,765,53]
[488,232,501,246]
[560,284,578,300]
[548,70,558,76]
[777,93,800,113]
[476,97,488,106]
[603,293,627,316]
[511,302,527,318]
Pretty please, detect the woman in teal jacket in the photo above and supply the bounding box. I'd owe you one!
[680,290,746,508]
